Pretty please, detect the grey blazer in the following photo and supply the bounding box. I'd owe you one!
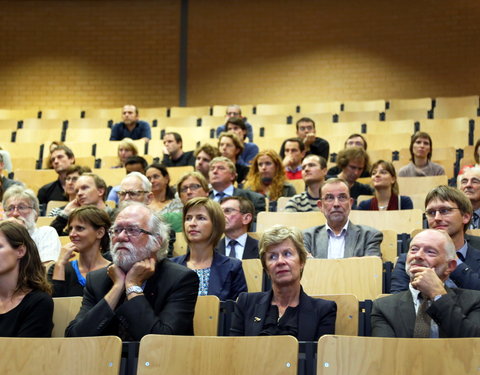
[303,221,382,258]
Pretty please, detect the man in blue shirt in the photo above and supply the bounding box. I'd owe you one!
[110,105,151,142]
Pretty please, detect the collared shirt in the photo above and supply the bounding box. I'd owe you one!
[212,185,235,202]
[409,284,440,338]
[109,120,151,141]
[470,209,480,229]
[456,241,468,266]
[326,220,349,259]
[225,233,248,259]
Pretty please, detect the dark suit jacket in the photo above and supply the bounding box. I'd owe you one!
[171,251,247,301]
[303,221,383,258]
[209,187,266,218]
[65,259,199,341]
[371,287,480,337]
[230,289,337,341]
[215,235,259,259]
[391,241,480,293]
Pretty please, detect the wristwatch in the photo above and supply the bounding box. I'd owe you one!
[126,286,143,295]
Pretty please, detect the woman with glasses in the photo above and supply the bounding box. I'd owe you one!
[230,225,336,340]
[171,197,247,301]
[398,131,446,177]
[177,172,210,205]
[357,160,413,210]
[47,206,111,297]
[0,221,54,337]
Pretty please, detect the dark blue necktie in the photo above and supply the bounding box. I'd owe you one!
[228,239,238,258]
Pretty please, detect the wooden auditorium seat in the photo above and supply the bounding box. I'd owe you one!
[194,295,220,336]
[52,296,83,337]
[169,106,211,118]
[242,258,263,293]
[313,294,359,336]
[255,103,297,116]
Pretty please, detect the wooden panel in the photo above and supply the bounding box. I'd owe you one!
[194,295,220,336]
[52,296,82,337]
[312,294,359,336]
[242,258,263,293]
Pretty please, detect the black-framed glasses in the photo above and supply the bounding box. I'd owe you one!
[117,190,149,199]
[180,184,202,193]
[108,226,154,237]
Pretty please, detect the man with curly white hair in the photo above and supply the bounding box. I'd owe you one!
[66,202,199,340]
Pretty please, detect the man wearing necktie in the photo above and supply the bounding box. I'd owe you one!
[371,229,480,337]
[459,167,480,229]
[391,185,480,292]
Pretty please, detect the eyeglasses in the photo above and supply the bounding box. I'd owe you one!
[322,194,350,203]
[425,207,460,218]
[180,184,202,193]
[117,190,149,199]
[222,207,242,215]
[226,112,240,116]
[5,205,34,214]
[108,226,154,237]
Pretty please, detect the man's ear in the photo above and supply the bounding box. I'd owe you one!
[241,213,253,226]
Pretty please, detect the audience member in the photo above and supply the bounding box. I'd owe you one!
[114,138,139,168]
[194,143,220,181]
[459,139,480,175]
[47,206,111,297]
[398,131,445,177]
[146,163,182,214]
[285,155,327,212]
[162,132,195,167]
[0,221,53,337]
[391,186,480,292]
[294,117,330,161]
[226,117,258,165]
[38,145,75,206]
[216,105,254,142]
[109,104,151,142]
[116,172,153,205]
[372,229,480,338]
[3,186,61,264]
[177,172,210,205]
[217,196,259,259]
[326,133,370,177]
[0,153,22,201]
[106,155,148,204]
[208,157,265,216]
[244,150,296,211]
[218,132,249,184]
[357,160,413,210]
[230,225,336,340]
[279,137,306,180]
[50,173,114,236]
[303,178,382,258]
[66,202,198,340]
[458,166,480,229]
[171,197,247,301]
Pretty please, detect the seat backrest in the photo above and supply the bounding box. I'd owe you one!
[312,294,359,336]
[302,257,383,300]
[256,211,326,232]
[194,295,220,336]
[317,335,480,375]
[137,335,298,375]
[242,258,263,292]
[349,209,423,234]
[397,176,448,196]
[0,336,122,374]
[52,296,83,337]
[380,229,398,263]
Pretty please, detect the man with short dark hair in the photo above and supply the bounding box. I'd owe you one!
[295,117,329,160]
[216,105,254,142]
[66,202,199,340]
[391,186,480,292]
[110,104,151,142]
[279,137,306,180]
[285,155,327,212]
[303,178,382,258]
[38,145,76,206]
[372,229,480,338]
[226,117,258,166]
[194,144,220,181]
[162,132,195,167]
[217,196,259,259]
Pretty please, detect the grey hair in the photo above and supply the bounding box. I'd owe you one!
[122,171,152,192]
[3,185,39,217]
[458,166,480,187]
[115,201,170,260]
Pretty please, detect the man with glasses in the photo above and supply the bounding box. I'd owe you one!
[66,202,199,340]
[216,196,259,259]
[391,185,480,292]
[117,172,153,205]
[3,185,61,264]
[459,167,480,229]
[216,105,254,142]
[303,178,382,258]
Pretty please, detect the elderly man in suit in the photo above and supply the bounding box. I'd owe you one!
[459,166,480,229]
[372,229,480,337]
[208,156,265,217]
[303,178,382,258]
[66,202,198,340]
[391,186,480,292]
[216,196,259,259]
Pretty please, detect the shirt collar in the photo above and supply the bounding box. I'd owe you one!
[325,219,349,237]
[225,232,248,247]
[212,184,235,197]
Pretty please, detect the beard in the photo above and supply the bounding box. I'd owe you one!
[110,236,158,272]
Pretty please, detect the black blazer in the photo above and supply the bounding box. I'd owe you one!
[391,242,480,293]
[230,289,337,341]
[215,235,259,259]
[208,187,266,218]
[65,259,199,341]
[371,287,480,337]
